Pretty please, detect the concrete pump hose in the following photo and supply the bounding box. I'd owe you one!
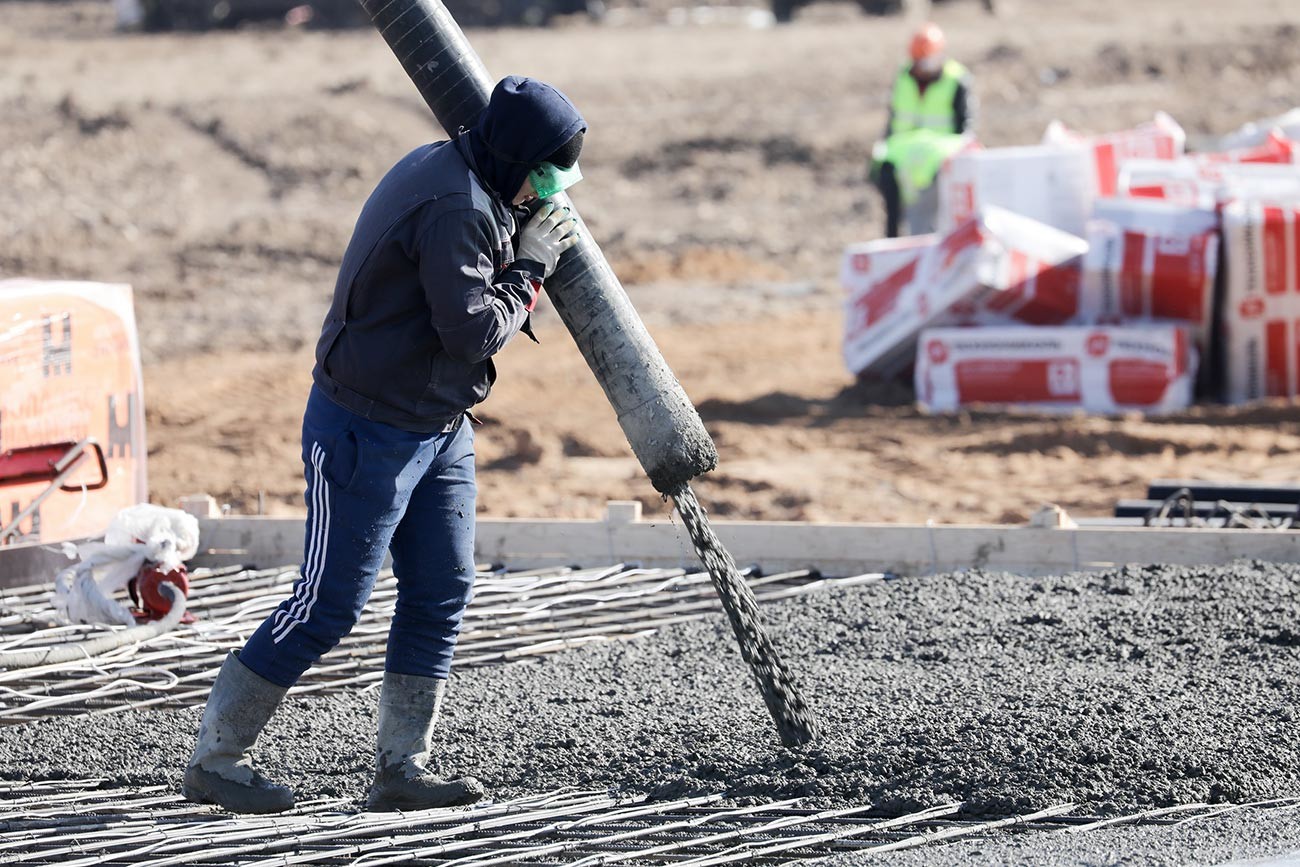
[0,582,188,671]
[357,0,718,493]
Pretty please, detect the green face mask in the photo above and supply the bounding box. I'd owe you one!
[529,161,583,200]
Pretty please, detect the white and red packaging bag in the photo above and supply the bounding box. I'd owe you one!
[841,207,1088,378]
[839,234,938,302]
[936,143,1095,237]
[1080,198,1220,345]
[1196,129,1300,168]
[1214,110,1300,152]
[1215,163,1300,208]
[1221,199,1300,403]
[945,209,1086,328]
[915,324,1197,414]
[841,233,948,378]
[1116,159,1218,209]
[1117,145,1300,209]
[1044,112,1186,197]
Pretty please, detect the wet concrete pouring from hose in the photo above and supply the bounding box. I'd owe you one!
[3,560,1298,827]
[671,483,818,748]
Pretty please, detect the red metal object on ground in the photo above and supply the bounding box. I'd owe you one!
[0,442,107,490]
[130,565,195,624]
[0,444,79,487]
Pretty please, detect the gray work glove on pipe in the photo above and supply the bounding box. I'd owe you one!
[515,202,580,278]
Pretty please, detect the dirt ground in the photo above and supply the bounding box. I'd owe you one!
[4,0,1300,522]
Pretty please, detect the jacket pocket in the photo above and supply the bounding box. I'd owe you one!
[317,317,346,377]
[416,351,447,417]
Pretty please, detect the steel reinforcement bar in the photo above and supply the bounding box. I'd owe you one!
[2,779,1297,866]
[0,563,883,726]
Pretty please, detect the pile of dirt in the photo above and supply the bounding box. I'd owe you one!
[3,561,1297,817]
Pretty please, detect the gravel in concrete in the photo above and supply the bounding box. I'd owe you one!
[2,561,1297,826]
[812,808,1300,866]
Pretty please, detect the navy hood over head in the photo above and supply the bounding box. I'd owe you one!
[462,76,587,202]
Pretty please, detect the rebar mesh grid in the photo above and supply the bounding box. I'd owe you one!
[5,567,1300,863]
[0,777,1061,866]
[0,563,883,726]
[5,779,1297,866]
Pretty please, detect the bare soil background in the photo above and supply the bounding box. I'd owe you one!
[3,0,1300,522]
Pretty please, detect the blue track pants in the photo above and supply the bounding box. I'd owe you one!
[241,385,477,688]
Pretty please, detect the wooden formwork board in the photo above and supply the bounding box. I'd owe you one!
[3,503,1296,589]
[190,502,1300,577]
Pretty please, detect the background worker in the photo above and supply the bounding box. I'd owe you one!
[182,76,587,815]
[871,22,977,237]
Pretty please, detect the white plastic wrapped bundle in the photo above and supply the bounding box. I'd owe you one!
[52,505,199,626]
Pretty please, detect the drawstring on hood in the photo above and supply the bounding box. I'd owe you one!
[461,76,587,202]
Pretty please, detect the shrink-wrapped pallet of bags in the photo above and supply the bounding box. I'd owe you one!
[1213,108,1300,153]
[936,142,1095,237]
[838,234,936,307]
[840,207,1087,379]
[1220,198,1300,403]
[934,114,1186,238]
[1043,111,1187,197]
[1117,132,1300,208]
[915,324,1197,414]
[1079,198,1220,347]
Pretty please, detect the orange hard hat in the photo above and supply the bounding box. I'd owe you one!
[909,22,946,62]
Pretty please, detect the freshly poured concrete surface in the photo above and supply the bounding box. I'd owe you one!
[816,809,1300,866]
[1,562,1297,863]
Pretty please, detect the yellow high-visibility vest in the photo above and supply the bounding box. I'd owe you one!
[889,59,967,136]
[883,129,966,205]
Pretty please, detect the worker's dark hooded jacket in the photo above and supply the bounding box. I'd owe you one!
[312,76,587,432]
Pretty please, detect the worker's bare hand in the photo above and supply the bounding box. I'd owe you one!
[516,202,580,278]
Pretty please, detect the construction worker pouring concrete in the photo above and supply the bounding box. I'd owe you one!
[869,22,976,237]
[182,76,586,815]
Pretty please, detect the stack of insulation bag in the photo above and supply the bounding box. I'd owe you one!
[840,108,1300,414]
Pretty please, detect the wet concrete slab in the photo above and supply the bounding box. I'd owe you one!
[1,561,1296,862]
[820,807,1300,866]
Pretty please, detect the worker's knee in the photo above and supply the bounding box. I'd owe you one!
[392,563,476,627]
[386,569,476,678]
[239,573,372,687]
[276,593,366,650]
[390,599,470,648]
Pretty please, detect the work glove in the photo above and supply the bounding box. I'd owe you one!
[516,202,580,278]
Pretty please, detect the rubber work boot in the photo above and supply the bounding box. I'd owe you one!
[182,651,295,814]
[366,672,485,811]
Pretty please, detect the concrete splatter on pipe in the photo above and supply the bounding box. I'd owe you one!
[359,0,717,493]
